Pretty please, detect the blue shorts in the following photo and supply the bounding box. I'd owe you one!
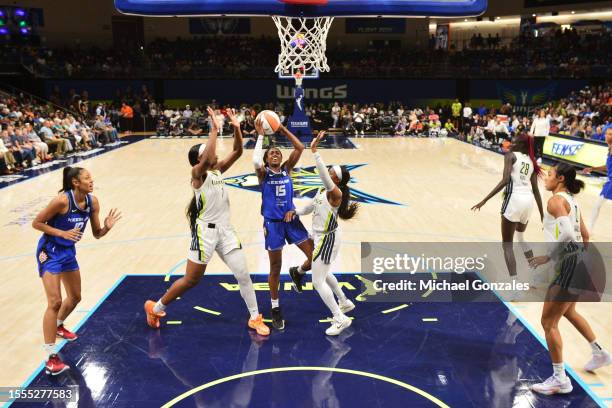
[601,181,612,200]
[36,237,79,277]
[263,217,309,251]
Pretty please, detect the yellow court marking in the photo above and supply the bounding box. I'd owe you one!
[164,275,171,282]
[167,321,182,325]
[161,366,450,408]
[382,304,409,314]
[422,271,438,298]
[319,317,355,323]
[194,306,221,316]
[422,318,438,322]
[263,318,273,323]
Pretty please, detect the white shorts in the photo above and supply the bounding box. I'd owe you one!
[501,193,533,224]
[188,223,242,265]
[312,231,340,265]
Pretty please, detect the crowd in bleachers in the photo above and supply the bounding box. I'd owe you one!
[11,28,612,79]
[0,92,119,175]
[147,81,612,150]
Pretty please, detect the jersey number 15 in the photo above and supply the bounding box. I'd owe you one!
[276,185,286,197]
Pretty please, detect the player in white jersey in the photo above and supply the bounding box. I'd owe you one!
[286,131,358,336]
[529,163,611,395]
[145,107,269,336]
[472,133,544,276]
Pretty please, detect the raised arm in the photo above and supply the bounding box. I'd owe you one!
[312,131,342,207]
[215,108,243,174]
[471,152,514,211]
[279,124,304,173]
[252,117,266,183]
[192,107,220,180]
[32,195,82,242]
[89,196,121,239]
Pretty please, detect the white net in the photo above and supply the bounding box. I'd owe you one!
[272,15,334,75]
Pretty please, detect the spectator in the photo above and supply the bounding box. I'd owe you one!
[530,109,550,164]
[120,102,134,134]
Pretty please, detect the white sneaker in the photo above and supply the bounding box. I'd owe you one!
[531,375,572,395]
[339,298,355,314]
[585,351,612,372]
[325,314,352,336]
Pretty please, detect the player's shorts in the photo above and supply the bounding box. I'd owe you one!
[36,237,79,277]
[501,192,533,224]
[600,180,612,200]
[551,242,582,290]
[188,223,242,265]
[312,231,340,265]
[263,216,309,251]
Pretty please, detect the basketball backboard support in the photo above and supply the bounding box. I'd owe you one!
[115,0,487,18]
[278,66,319,80]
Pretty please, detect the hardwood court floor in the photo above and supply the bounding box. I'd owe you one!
[1,137,610,402]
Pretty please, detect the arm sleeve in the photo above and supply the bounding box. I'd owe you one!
[252,135,264,169]
[313,152,335,192]
[548,216,575,258]
[295,200,314,216]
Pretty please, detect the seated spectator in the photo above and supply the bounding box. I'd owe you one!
[39,120,68,157]
[25,123,52,162]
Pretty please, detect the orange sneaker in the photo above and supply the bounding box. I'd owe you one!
[144,300,166,329]
[248,314,270,336]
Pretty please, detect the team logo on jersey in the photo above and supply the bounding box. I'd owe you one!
[223,164,402,205]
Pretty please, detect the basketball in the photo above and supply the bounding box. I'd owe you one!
[256,110,281,135]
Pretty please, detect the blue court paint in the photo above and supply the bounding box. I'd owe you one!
[3,275,128,408]
[14,275,600,407]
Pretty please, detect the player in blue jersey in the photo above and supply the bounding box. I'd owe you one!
[252,117,312,330]
[583,126,612,235]
[32,166,121,375]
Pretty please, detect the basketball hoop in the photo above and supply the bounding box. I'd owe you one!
[272,13,334,75]
[294,71,304,86]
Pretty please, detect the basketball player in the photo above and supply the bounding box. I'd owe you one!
[252,116,313,330]
[286,131,358,335]
[583,126,612,234]
[32,166,121,375]
[145,107,269,336]
[472,133,544,276]
[529,163,611,395]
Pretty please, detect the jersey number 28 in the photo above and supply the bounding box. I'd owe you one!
[520,162,530,176]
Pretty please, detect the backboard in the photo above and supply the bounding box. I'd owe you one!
[115,0,487,18]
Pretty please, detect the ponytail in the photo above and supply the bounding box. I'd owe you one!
[525,134,542,176]
[555,163,585,195]
[60,166,83,193]
[337,166,359,220]
[516,132,542,176]
[186,195,198,234]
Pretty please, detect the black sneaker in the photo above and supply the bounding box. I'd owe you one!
[289,266,304,293]
[271,307,285,330]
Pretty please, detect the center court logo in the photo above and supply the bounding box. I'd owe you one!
[223,164,403,205]
[551,141,584,157]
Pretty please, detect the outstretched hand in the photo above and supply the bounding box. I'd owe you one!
[471,200,486,211]
[311,131,326,153]
[255,116,265,135]
[227,108,240,129]
[207,107,221,132]
[104,208,122,230]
